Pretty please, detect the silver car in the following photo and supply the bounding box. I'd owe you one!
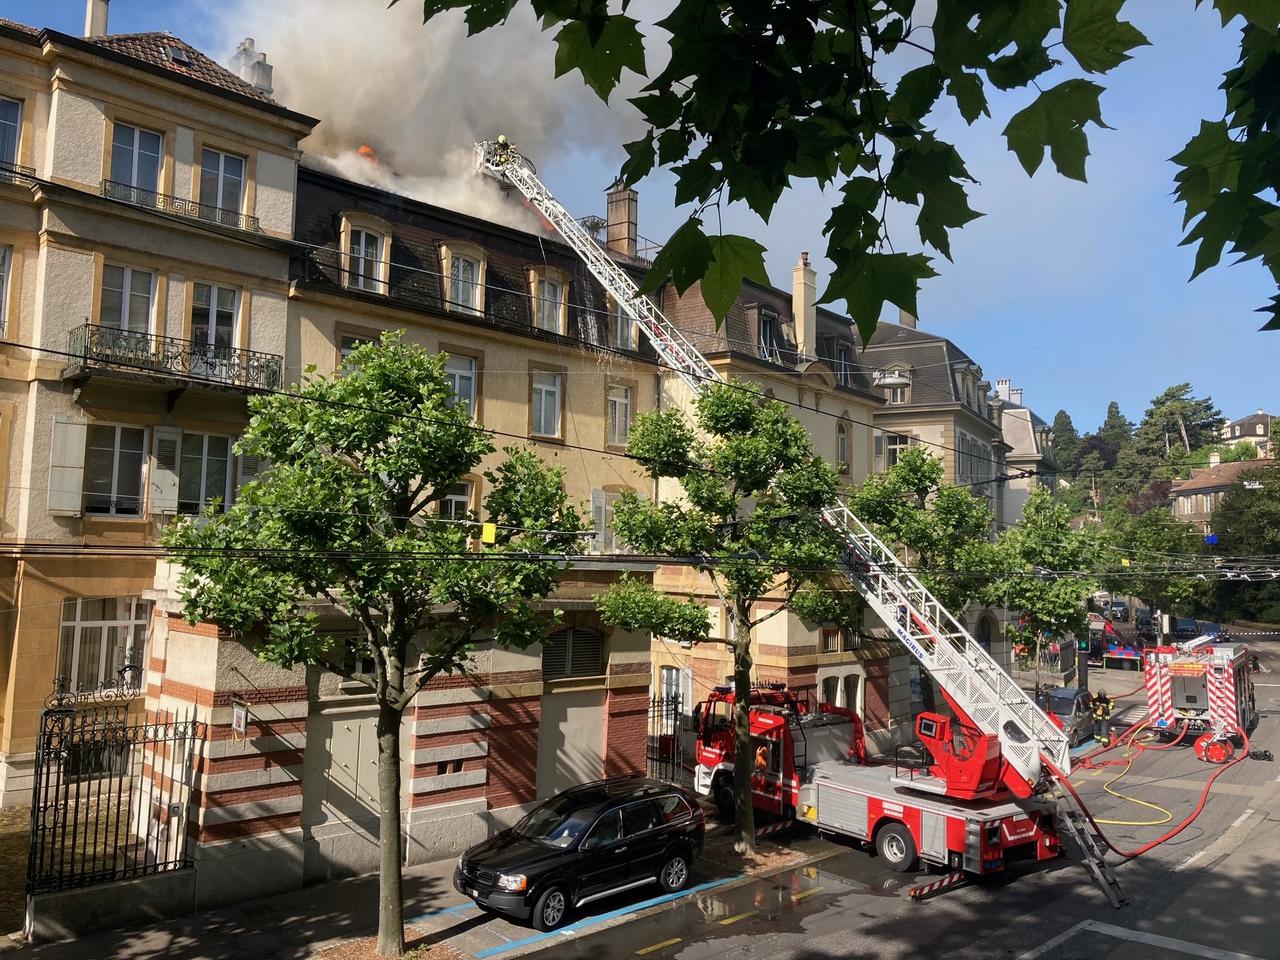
[1043,687,1094,747]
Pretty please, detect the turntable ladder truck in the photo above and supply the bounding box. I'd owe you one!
[473,140,1105,892]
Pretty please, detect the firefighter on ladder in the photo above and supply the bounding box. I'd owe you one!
[494,134,513,165]
[1092,689,1113,746]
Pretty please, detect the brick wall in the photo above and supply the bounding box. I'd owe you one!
[602,688,648,777]
[485,695,541,809]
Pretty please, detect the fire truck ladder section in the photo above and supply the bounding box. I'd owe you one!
[474,139,1071,795]
[1057,800,1128,908]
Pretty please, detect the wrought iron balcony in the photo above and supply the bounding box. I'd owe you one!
[0,160,36,185]
[66,323,283,391]
[100,179,261,232]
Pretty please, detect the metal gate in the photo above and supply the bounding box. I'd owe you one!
[646,692,690,784]
[27,692,202,895]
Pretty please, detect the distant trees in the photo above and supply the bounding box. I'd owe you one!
[1209,466,1280,624]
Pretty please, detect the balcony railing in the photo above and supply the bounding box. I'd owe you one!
[0,159,36,184]
[100,179,261,233]
[66,323,282,391]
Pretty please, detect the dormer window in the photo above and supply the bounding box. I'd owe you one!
[759,310,782,363]
[836,343,852,387]
[530,267,569,334]
[440,241,487,316]
[341,214,392,295]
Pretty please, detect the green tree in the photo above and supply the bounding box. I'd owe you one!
[981,489,1101,666]
[845,446,995,613]
[1096,400,1135,460]
[596,383,853,853]
[1102,508,1203,614]
[1050,409,1082,475]
[163,335,584,957]
[403,0,1280,332]
[1210,465,1280,622]
[1134,383,1224,458]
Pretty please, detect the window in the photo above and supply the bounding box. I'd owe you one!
[191,283,237,350]
[449,255,481,314]
[541,627,604,680]
[0,245,10,336]
[582,810,622,849]
[885,433,913,468]
[0,97,19,167]
[178,433,232,514]
[99,264,154,333]
[444,354,477,417]
[85,424,145,516]
[439,481,472,522]
[842,674,861,711]
[1234,425,1241,437]
[109,123,162,192]
[836,424,849,474]
[622,800,660,836]
[611,299,635,350]
[531,371,561,437]
[534,276,563,332]
[58,597,153,694]
[842,627,860,652]
[887,380,909,404]
[590,489,625,554]
[607,383,632,446]
[821,628,839,653]
[835,343,851,386]
[199,148,245,215]
[821,676,840,705]
[758,310,781,363]
[339,332,374,366]
[1258,424,1265,436]
[347,229,385,293]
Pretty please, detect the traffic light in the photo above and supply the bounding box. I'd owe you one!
[1077,636,1089,652]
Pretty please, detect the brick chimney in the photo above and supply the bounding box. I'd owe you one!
[605,181,638,258]
[229,38,274,97]
[898,308,917,329]
[791,252,817,361]
[84,0,109,37]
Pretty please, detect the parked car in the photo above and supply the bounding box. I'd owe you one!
[454,776,705,931]
[1040,687,1095,747]
[1109,599,1129,622]
[1172,617,1201,641]
[1134,607,1155,641]
[1197,621,1226,639]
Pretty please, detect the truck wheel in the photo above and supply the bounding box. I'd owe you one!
[713,779,735,820]
[876,823,918,873]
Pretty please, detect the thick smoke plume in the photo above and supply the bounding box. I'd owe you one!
[219,0,645,227]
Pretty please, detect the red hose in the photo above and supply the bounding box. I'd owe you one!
[1048,722,1252,859]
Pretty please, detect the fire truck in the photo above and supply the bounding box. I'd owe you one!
[1144,639,1258,761]
[692,684,1061,875]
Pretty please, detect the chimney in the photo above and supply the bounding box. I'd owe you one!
[1209,450,1221,467]
[898,308,917,329]
[605,181,638,258]
[792,252,817,361]
[1011,387,1023,406]
[229,38,274,97]
[84,0,109,37]
[1258,408,1265,416]
[995,378,1011,402]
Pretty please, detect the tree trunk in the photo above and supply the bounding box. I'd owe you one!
[375,698,405,957]
[730,608,756,855]
[1177,414,1190,455]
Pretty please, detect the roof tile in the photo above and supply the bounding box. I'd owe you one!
[86,33,274,103]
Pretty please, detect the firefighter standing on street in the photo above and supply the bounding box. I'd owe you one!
[1092,689,1113,746]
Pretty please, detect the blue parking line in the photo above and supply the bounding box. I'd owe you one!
[471,876,742,959]
[407,901,475,923]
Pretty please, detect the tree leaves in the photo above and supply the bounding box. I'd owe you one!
[947,72,990,124]
[701,235,771,321]
[640,217,712,295]
[822,252,937,344]
[1063,0,1151,73]
[1205,0,1280,32]
[552,14,646,99]
[1179,191,1251,279]
[1003,79,1110,181]
[888,64,944,125]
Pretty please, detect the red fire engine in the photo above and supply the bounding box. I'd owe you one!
[693,684,1061,875]
[1144,640,1258,762]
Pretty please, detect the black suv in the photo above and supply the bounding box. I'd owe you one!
[454,776,705,931]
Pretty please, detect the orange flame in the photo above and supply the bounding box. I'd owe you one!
[356,144,379,164]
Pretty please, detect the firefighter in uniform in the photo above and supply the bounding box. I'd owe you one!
[494,134,512,164]
[1092,689,1113,746]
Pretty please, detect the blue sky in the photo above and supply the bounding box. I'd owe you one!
[9,0,1277,434]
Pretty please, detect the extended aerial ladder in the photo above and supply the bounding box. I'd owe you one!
[474,140,1071,797]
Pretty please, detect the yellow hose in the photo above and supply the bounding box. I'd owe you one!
[1091,719,1175,827]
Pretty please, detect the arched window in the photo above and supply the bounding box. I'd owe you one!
[977,616,993,652]
[821,676,840,705]
[837,424,849,474]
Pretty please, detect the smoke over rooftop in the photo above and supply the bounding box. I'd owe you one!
[220,0,645,226]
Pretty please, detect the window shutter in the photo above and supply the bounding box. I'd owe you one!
[569,629,603,677]
[235,451,265,496]
[49,417,87,515]
[591,489,614,554]
[149,426,181,515]
[542,630,569,680]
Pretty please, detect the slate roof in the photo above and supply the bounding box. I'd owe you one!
[88,33,274,104]
[856,320,977,406]
[1170,459,1277,495]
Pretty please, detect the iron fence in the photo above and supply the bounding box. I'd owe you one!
[66,322,283,391]
[100,179,261,232]
[0,160,36,185]
[646,692,691,785]
[27,691,202,895]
